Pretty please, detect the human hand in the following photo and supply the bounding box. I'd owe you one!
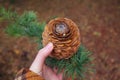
[29,42,63,80]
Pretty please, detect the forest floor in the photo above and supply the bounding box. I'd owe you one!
[0,0,120,80]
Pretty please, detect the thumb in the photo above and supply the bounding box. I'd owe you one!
[29,42,53,75]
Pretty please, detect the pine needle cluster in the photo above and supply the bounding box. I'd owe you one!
[46,45,92,79]
[0,7,93,80]
[0,7,45,48]
[0,7,45,37]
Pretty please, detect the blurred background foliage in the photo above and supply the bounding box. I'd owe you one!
[0,0,120,80]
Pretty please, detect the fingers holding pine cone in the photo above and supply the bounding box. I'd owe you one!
[42,18,81,59]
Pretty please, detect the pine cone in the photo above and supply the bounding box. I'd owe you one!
[42,18,81,59]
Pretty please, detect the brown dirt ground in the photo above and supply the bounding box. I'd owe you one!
[0,0,120,80]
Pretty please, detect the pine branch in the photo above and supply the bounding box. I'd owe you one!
[0,7,45,37]
[1,7,93,80]
[5,11,45,37]
[1,7,45,48]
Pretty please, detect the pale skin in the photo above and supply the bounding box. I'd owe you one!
[29,42,63,80]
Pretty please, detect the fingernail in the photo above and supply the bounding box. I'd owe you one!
[45,42,53,49]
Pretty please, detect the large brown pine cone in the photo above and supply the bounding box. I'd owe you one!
[42,18,81,59]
